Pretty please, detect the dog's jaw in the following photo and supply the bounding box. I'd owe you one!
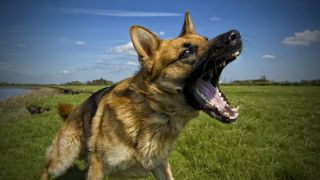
[192,78,239,123]
[183,30,242,123]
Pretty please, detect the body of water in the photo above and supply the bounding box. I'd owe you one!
[0,88,33,101]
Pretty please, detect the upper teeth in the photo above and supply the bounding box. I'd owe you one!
[217,88,222,97]
[233,51,240,58]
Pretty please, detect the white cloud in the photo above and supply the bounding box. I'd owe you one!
[262,54,276,59]
[60,70,71,74]
[126,61,139,66]
[61,8,182,17]
[159,31,165,35]
[210,16,221,21]
[0,62,11,70]
[75,41,87,45]
[108,42,137,56]
[282,30,320,46]
[153,31,165,36]
[76,42,140,78]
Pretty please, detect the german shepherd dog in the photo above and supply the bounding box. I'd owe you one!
[41,12,242,180]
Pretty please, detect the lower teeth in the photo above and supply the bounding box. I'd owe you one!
[232,106,240,112]
[223,112,230,117]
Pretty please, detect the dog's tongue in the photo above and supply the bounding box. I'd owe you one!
[193,79,238,118]
[194,79,224,109]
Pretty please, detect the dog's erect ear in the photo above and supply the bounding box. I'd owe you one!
[130,26,160,69]
[179,11,196,37]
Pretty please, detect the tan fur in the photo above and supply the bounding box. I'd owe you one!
[41,12,209,180]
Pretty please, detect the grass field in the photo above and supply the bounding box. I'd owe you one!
[0,86,319,179]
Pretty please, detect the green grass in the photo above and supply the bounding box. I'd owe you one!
[54,85,106,93]
[0,86,319,179]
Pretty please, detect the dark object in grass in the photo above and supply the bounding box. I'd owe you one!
[50,87,80,95]
[61,89,79,95]
[26,105,50,115]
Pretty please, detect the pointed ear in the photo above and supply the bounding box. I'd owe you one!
[179,11,196,37]
[130,26,160,69]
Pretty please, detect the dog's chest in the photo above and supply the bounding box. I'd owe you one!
[134,114,182,169]
[105,113,181,175]
[103,143,150,177]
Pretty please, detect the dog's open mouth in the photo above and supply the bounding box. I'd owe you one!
[184,30,242,123]
[191,50,240,123]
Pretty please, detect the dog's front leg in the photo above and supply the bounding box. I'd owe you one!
[152,159,174,180]
[86,153,105,180]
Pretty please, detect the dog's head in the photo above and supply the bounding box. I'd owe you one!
[130,12,242,123]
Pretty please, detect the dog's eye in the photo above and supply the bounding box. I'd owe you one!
[179,47,195,59]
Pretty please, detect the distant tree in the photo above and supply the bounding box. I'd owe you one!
[86,78,113,86]
[260,75,266,81]
[0,82,10,86]
[62,81,84,86]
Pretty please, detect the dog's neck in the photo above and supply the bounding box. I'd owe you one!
[128,70,199,120]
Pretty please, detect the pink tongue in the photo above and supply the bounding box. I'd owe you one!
[194,79,225,108]
[194,79,234,115]
[209,90,227,112]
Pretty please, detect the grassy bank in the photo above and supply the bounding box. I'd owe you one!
[0,86,319,179]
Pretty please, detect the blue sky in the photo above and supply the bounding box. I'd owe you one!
[0,0,320,84]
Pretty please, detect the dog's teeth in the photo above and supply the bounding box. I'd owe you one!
[233,51,240,59]
[232,106,240,112]
[230,112,239,120]
[216,88,222,96]
[223,111,230,117]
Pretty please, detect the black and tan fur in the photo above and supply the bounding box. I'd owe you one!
[41,12,242,180]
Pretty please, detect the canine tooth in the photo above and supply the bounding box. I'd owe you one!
[223,111,230,117]
[232,106,240,112]
[230,112,239,120]
[233,51,240,59]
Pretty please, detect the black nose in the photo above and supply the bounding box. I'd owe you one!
[222,30,241,44]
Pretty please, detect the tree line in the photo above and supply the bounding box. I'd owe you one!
[61,78,113,86]
[227,78,320,86]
